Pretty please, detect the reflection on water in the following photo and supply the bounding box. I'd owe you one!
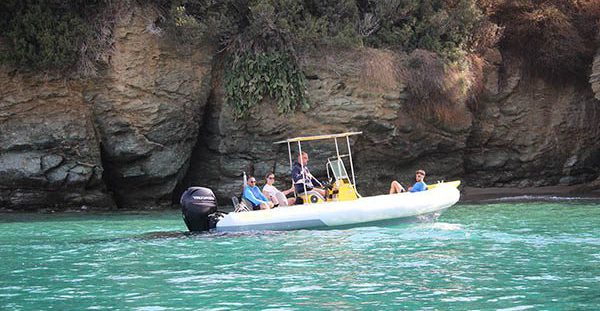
[1,202,599,310]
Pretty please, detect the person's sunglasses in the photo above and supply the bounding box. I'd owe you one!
[249,180,256,183]
[268,176,275,180]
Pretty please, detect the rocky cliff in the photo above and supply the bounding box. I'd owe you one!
[84,6,214,208]
[1,6,599,210]
[466,52,600,187]
[184,49,472,201]
[592,48,600,102]
[0,5,214,210]
[184,48,600,202]
[0,72,110,209]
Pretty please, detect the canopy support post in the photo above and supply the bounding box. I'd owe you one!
[347,136,357,191]
[287,142,295,198]
[298,141,308,202]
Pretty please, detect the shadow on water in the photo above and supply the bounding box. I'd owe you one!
[0,210,180,224]
[136,230,286,240]
[76,229,288,245]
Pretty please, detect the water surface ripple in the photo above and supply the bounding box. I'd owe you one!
[1,202,599,310]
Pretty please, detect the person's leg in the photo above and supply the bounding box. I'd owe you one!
[389,180,405,194]
[269,194,280,206]
[314,188,327,199]
[275,192,288,206]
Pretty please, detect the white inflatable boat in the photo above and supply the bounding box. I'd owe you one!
[180,132,461,232]
[216,181,460,232]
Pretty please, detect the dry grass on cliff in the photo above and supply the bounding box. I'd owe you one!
[400,49,481,125]
[358,48,400,91]
[465,54,485,112]
[484,0,600,80]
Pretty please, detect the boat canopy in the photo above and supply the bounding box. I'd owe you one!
[275,131,363,200]
[273,132,362,144]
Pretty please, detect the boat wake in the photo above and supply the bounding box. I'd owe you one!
[482,195,599,203]
[427,222,463,231]
[416,212,442,222]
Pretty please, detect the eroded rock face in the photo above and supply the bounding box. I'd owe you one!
[85,6,215,207]
[465,54,600,187]
[183,49,472,202]
[591,47,600,102]
[2,18,598,210]
[0,71,112,209]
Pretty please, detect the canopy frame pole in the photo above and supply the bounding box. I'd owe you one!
[298,141,308,202]
[287,141,295,198]
[347,136,357,191]
[334,137,343,181]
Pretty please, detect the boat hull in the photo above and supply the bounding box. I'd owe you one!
[216,184,460,232]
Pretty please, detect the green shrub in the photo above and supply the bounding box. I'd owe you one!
[363,0,484,60]
[0,1,109,72]
[174,0,362,50]
[1,4,86,70]
[225,51,309,118]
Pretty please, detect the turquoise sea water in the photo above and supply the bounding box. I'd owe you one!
[1,201,599,310]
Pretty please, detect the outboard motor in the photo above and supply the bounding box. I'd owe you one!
[180,187,218,232]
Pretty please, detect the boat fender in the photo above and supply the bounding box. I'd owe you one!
[180,187,218,232]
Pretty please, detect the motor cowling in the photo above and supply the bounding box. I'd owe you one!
[180,187,218,232]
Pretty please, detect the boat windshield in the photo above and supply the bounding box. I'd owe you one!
[328,158,349,180]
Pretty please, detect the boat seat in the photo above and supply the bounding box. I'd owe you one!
[233,196,252,212]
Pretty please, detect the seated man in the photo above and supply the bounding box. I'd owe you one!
[243,176,274,210]
[389,169,428,194]
[292,151,327,199]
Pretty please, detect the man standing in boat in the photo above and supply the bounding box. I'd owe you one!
[389,169,428,194]
[292,152,327,200]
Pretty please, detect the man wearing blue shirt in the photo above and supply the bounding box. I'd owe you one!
[409,169,427,192]
[243,176,274,210]
[389,169,428,194]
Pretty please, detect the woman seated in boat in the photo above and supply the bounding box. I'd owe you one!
[389,169,428,194]
[243,176,274,210]
[292,152,327,199]
[262,172,296,206]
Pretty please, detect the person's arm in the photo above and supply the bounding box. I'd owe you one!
[311,176,323,187]
[255,187,274,207]
[262,188,272,201]
[256,189,269,202]
[283,185,294,195]
[305,168,323,187]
